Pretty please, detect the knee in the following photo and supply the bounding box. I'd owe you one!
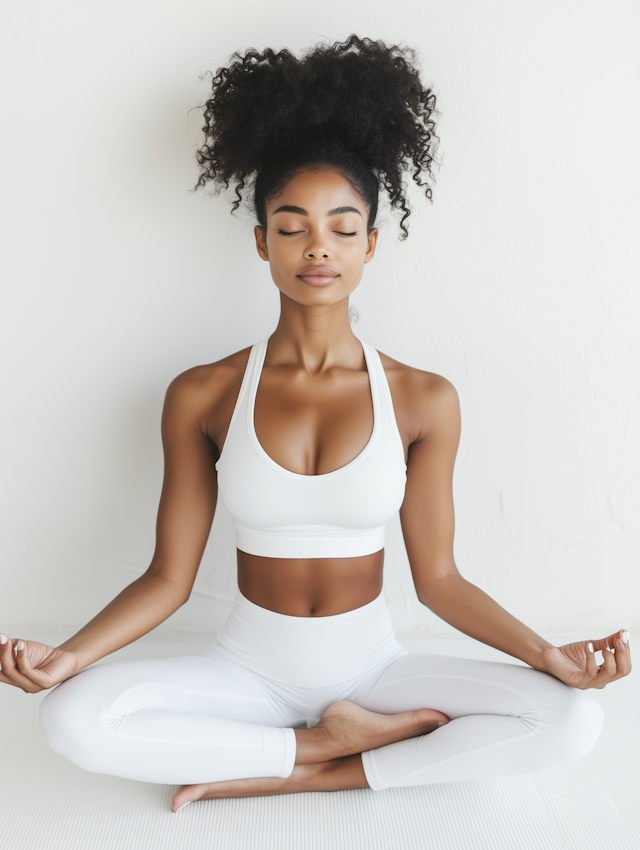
[546,686,604,765]
[39,671,104,772]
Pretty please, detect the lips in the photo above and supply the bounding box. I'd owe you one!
[296,267,340,286]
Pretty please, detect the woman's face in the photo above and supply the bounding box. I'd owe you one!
[254,168,378,308]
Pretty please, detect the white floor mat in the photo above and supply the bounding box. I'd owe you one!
[1,633,637,850]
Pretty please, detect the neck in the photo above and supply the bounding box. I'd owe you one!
[268,292,362,371]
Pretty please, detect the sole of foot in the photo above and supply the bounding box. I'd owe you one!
[301,699,449,762]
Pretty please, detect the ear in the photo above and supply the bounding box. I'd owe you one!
[254,225,269,261]
[364,228,379,264]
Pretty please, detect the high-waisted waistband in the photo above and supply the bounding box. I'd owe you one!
[210,590,405,687]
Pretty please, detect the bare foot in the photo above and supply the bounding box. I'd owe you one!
[171,701,449,811]
[295,700,449,765]
[172,773,307,812]
[172,756,367,811]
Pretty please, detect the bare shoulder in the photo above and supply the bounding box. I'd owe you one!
[163,346,253,444]
[377,350,460,445]
[167,347,251,402]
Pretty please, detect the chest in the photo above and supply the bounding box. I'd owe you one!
[254,366,374,476]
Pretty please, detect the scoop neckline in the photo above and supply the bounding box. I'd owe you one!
[247,337,381,480]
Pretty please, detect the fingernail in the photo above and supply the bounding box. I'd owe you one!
[0,634,7,645]
[437,721,448,726]
[588,642,593,653]
[174,801,191,814]
[15,641,24,651]
[622,630,629,644]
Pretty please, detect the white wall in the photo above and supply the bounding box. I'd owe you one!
[1,0,638,640]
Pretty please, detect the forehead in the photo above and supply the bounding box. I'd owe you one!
[268,169,365,213]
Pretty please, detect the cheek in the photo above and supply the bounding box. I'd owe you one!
[341,238,370,261]
[266,231,300,257]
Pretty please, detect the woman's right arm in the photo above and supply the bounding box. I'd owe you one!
[0,367,220,693]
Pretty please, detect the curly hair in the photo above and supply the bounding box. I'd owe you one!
[194,35,439,239]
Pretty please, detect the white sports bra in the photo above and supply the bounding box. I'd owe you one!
[215,337,407,559]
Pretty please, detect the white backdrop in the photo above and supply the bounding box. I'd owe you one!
[1,0,638,640]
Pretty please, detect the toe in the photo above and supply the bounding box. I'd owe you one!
[172,785,197,812]
[416,708,449,727]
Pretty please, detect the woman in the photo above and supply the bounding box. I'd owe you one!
[0,36,629,814]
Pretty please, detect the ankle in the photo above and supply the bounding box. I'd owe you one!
[299,756,368,792]
[292,761,328,790]
[294,723,333,765]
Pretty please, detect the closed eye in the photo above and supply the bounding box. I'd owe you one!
[277,229,357,237]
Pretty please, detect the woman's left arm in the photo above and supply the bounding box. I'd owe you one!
[399,373,632,690]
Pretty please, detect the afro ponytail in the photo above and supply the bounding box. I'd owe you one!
[195,35,439,238]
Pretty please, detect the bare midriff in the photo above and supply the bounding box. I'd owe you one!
[237,549,385,617]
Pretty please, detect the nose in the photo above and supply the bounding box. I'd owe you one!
[304,237,332,260]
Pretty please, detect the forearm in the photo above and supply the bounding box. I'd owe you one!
[57,571,187,672]
[420,574,554,671]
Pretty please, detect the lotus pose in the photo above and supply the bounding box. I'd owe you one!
[0,37,630,814]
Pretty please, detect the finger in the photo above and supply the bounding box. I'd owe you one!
[0,668,20,688]
[587,645,617,689]
[590,631,623,653]
[0,634,19,679]
[609,630,632,681]
[14,643,47,689]
[589,630,632,680]
[0,636,24,683]
[583,641,599,683]
[0,638,41,693]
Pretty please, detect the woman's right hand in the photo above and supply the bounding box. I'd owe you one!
[0,634,78,693]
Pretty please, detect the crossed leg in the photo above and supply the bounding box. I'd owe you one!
[39,651,603,812]
[173,699,448,809]
[38,650,446,812]
[175,653,604,808]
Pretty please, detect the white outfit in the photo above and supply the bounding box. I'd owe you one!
[39,337,604,787]
[215,336,407,559]
[40,591,603,788]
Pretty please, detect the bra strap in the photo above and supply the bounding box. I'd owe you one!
[365,342,406,460]
[224,339,264,444]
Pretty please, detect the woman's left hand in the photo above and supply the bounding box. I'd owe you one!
[541,629,632,689]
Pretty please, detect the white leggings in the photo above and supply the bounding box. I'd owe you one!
[39,591,603,790]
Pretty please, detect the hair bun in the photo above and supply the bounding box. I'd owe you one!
[196,35,439,236]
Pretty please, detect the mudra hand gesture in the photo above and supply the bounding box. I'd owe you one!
[1,628,631,695]
[0,635,78,694]
[542,629,631,689]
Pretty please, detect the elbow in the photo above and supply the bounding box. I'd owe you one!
[416,592,430,608]
[176,588,192,608]
[415,585,437,609]
[166,580,192,610]
[416,591,438,611]
[143,568,193,610]
[415,570,462,609]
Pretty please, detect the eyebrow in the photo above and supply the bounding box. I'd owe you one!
[271,204,362,217]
